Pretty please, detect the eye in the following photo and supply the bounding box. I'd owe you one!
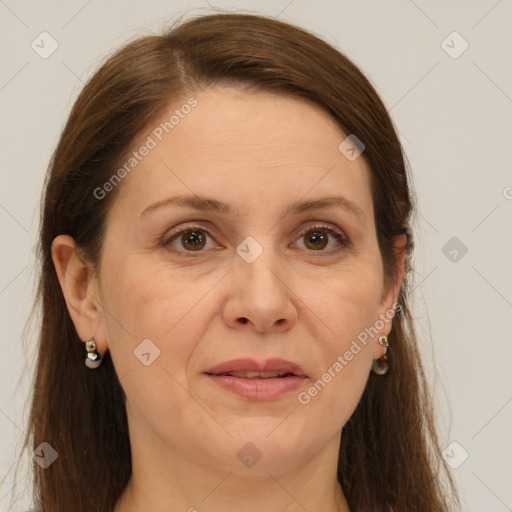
[162,225,217,256]
[293,223,348,253]
[162,222,348,257]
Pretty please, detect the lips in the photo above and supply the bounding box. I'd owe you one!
[204,358,308,400]
[216,370,293,379]
[205,358,307,378]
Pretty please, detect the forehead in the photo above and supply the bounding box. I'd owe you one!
[108,87,373,222]
[175,88,345,162]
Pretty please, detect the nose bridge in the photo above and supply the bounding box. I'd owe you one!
[235,235,284,299]
[228,234,296,331]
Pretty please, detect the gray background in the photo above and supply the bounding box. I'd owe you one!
[1,1,511,510]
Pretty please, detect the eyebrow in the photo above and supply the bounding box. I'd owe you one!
[140,194,366,225]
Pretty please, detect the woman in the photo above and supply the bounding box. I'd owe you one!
[20,12,459,512]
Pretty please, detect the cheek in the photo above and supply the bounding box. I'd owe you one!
[295,262,383,423]
[305,258,384,348]
[98,256,221,435]
[99,254,221,372]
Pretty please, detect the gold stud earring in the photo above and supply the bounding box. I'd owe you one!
[84,337,102,369]
[371,335,389,375]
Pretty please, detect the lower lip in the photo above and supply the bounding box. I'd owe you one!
[205,374,308,400]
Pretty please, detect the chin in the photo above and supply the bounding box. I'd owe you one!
[215,420,317,467]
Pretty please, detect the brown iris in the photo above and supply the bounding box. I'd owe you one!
[181,230,207,251]
[304,230,328,250]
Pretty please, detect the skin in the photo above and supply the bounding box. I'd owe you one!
[53,87,406,512]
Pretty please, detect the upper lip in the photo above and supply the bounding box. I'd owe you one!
[205,358,307,377]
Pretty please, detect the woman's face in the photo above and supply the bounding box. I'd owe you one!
[93,87,401,473]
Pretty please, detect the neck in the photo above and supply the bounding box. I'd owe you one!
[114,426,350,512]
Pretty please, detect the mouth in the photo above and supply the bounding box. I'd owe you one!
[204,358,308,400]
[208,370,299,379]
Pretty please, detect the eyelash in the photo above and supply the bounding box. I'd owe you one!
[161,222,349,258]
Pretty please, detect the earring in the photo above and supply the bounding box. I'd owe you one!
[371,335,389,375]
[84,337,102,369]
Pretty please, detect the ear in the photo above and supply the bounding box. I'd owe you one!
[51,235,108,357]
[378,233,408,336]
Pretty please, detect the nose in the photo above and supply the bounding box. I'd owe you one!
[222,246,298,334]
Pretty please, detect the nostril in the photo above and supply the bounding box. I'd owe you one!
[239,318,249,324]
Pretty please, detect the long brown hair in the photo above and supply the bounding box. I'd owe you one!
[16,12,459,512]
